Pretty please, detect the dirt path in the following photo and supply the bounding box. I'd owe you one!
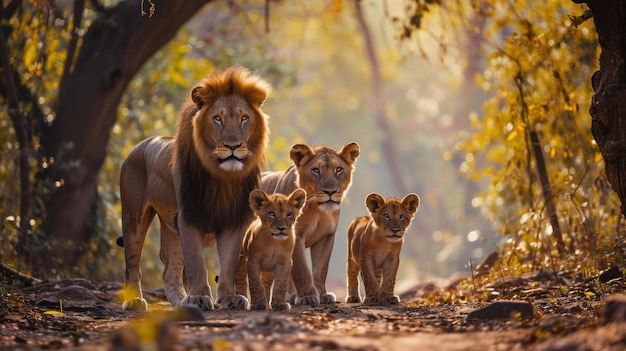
[1,276,625,351]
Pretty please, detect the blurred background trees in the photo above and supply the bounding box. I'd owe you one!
[1,0,623,291]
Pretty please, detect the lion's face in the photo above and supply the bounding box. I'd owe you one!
[365,193,420,243]
[249,188,306,240]
[290,143,360,212]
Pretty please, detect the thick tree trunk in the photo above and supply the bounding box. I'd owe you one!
[38,0,210,274]
[585,0,626,219]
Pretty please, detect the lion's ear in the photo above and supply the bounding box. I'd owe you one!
[249,189,269,212]
[289,188,307,211]
[402,193,420,214]
[365,193,385,214]
[290,144,314,167]
[340,142,360,164]
[191,86,205,109]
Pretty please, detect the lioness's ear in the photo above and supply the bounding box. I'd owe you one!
[290,144,314,167]
[249,189,269,212]
[340,142,360,164]
[402,193,420,214]
[191,86,205,109]
[365,193,385,214]
[289,188,307,211]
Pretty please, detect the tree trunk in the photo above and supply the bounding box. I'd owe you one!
[38,0,211,274]
[585,0,626,219]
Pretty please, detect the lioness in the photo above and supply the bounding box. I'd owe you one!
[261,143,360,305]
[345,193,420,305]
[235,188,306,311]
[120,66,271,311]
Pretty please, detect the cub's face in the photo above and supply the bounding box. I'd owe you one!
[366,193,420,243]
[249,189,307,240]
[290,143,360,211]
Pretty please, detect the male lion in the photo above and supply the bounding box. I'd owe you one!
[345,193,420,305]
[120,66,271,311]
[261,142,360,305]
[235,188,306,311]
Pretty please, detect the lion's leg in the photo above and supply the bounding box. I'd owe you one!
[291,237,319,305]
[215,227,249,309]
[159,218,186,307]
[121,205,154,312]
[235,250,249,298]
[178,213,214,311]
[380,256,401,305]
[361,257,383,305]
[346,254,361,303]
[310,233,336,304]
[270,263,291,311]
[261,272,274,302]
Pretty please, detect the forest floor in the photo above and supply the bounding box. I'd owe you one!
[0,265,625,351]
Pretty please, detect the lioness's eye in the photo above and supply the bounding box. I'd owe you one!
[400,214,406,220]
[241,115,249,122]
[383,214,390,220]
[287,212,293,217]
[268,211,275,218]
[312,168,320,175]
[214,115,222,123]
[336,167,343,174]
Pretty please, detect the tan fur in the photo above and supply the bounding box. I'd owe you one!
[345,193,420,305]
[261,143,360,305]
[120,66,271,311]
[235,189,306,311]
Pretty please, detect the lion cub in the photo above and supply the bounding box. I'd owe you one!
[236,188,306,311]
[345,193,420,305]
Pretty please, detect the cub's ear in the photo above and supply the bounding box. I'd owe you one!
[365,193,386,214]
[249,189,269,212]
[289,188,307,211]
[290,144,314,167]
[402,193,420,214]
[191,86,205,109]
[339,142,360,164]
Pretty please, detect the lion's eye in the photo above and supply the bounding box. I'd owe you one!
[336,167,343,174]
[383,214,390,220]
[268,211,275,218]
[214,115,222,123]
[400,214,406,220]
[241,115,249,122]
[312,168,320,175]
[286,212,293,218]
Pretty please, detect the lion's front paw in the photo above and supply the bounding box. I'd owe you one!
[181,295,214,311]
[217,294,250,310]
[122,297,148,312]
[383,295,400,305]
[320,292,337,304]
[271,302,291,311]
[345,295,361,303]
[295,294,320,306]
[286,293,297,305]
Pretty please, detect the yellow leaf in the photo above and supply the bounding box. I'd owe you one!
[506,130,518,141]
[43,310,64,315]
[584,291,595,299]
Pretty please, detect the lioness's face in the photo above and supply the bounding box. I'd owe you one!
[366,193,420,243]
[249,189,306,240]
[193,95,265,172]
[290,143,360,212]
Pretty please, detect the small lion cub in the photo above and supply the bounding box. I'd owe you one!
[345,193,420,305]
[236,188,306,311]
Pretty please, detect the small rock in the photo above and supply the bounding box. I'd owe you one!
[599,266,622,283]
[467,300,536,321]
[602,294,626,324]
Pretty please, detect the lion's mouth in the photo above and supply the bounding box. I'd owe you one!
[386,235,403,243]
[220,155,242,163]
[218,155,244,171]
[272,233,290,240]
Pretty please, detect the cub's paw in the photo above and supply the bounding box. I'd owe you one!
[363,295,385,306]
[217,294,250,310]
[122,297,148,312]
[271,302,291,311]
[345,295,361,303]
[295,294,320,306]
[181,295,214,311]
[286,293,297,305]
[383,295,400,305]
[320,292,337,304]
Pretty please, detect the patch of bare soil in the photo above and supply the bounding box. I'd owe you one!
[1,268,625,351]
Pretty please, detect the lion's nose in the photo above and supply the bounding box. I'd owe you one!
[224,141,241,151]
